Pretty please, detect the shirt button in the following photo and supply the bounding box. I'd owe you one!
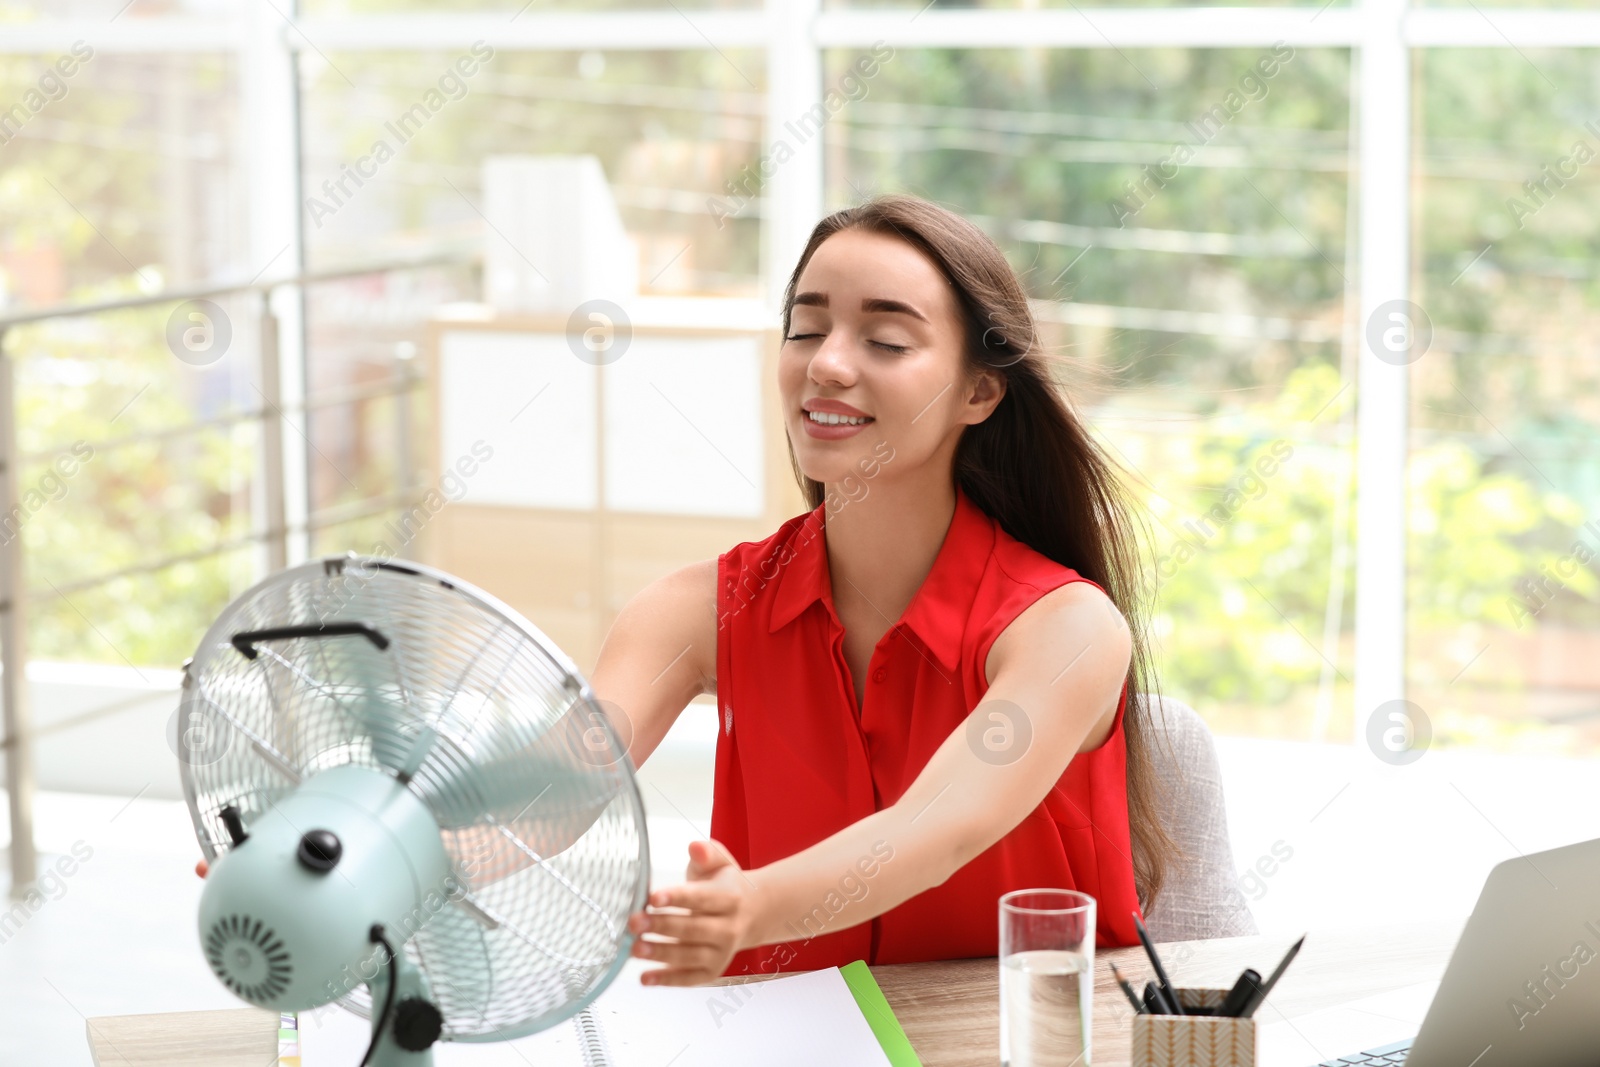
[871,667,887,684]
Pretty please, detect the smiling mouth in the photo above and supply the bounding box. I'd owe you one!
[805,410,873,426]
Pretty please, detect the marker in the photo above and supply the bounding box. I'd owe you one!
[1240,935,1306,1018]
[1218,968,1261,1018]
[1145,979,1184,1017]
[1143,981,1166,1015]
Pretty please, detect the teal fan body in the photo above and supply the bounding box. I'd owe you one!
[177,556,649,1065]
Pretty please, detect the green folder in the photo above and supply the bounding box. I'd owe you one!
[840,960,923,1067]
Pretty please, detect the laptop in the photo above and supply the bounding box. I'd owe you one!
[1305,835,1600,1066]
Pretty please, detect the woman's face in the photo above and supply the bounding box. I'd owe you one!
[779,228,1004,493]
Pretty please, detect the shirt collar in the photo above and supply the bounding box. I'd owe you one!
[767,485,995,673]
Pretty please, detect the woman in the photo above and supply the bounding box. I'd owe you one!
[595,193,1173,987]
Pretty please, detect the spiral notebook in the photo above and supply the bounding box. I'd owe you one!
[298,958,921,1067]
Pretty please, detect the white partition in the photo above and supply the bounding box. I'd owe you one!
[602,334,764,518]
[481,155,639,316]
[437,327,765,518]
[438,329,598,509]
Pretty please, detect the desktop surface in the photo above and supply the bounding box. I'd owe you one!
[865,923,1460,1067]
[85,923,1461,1067]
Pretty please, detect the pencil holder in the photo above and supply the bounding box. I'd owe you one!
[1130,988,1257,1067]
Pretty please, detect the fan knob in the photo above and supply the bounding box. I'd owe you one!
[391,997,443,1052]
[295,829,342,872]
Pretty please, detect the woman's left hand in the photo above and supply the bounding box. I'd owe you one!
[627,839,764,986]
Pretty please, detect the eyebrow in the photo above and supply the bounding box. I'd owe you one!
[791,292,930,325]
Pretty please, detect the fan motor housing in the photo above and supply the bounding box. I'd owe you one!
[198,763,453,1011]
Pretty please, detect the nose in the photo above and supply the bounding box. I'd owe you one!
[807,331,858,389]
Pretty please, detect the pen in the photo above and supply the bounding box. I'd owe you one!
[1217,968,1261,1018]
[1239,935,1306,1018]
[1110,962,1144,1014]
[1132,912,1183,1015]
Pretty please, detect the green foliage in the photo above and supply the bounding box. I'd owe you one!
[1136,362,1595,741]
[1409,442,1596,630]
[1133,362,1353,713]
[12,296,256,668]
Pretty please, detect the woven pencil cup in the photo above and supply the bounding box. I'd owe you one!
[1130,988,1257,1067]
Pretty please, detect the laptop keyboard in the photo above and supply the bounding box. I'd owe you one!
[1311,1037,1414,1065]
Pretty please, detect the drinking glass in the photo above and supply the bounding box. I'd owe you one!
[999,888,1095,1067]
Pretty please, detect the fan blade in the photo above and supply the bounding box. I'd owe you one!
[421,696,629,858]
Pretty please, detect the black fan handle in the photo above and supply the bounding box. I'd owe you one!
[231,622,391,660]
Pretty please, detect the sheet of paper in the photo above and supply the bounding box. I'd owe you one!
[1258,980,1439,1067]
[300,956,894,1067]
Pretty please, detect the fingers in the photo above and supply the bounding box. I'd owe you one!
[633,937,724,969]
[629,910,721,944]
[627,840,744,987]
[634,935,728,985]
[627,899,737,986]
[686,838,735,878]
[645,882,738,916]
[639,962,723,986]
[196,859,208,879]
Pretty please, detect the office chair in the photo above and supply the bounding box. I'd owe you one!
[1137,694,1259,941]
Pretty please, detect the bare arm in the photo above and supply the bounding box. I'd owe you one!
[587,558,718,770]
[629,580,1131,982]
[743,580,1129,945]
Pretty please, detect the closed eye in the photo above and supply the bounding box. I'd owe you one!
[785,333,907,353]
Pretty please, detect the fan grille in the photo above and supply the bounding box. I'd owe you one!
[180,557,649,1040]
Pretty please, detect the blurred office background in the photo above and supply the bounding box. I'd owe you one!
[1,0,1598,1060]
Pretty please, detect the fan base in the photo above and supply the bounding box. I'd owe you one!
[367,946,438,1066]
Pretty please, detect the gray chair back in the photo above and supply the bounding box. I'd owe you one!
[1136,694,1258,941]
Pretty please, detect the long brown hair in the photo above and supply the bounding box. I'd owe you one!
[779,193,1174,908]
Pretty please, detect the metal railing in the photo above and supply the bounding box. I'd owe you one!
[0,251,478,896]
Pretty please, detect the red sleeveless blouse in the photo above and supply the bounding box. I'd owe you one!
[709,485,1143,976]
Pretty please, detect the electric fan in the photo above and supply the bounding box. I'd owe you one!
[176,555,649,1065]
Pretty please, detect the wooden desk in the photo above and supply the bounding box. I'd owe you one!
[861,923,1461,1067]
[86,923,1460,1067]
